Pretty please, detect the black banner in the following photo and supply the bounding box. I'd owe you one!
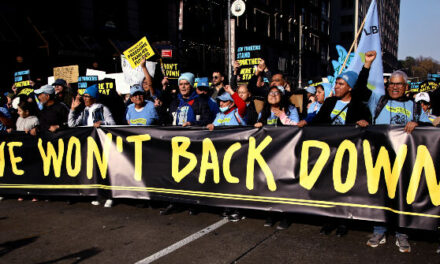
[1,126,440,230]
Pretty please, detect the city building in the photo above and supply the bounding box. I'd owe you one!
[330,0,400,73]
[0,0,332,89]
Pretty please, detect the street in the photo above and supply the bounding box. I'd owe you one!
[1,198,439,264]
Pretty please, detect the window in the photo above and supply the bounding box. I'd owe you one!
[341,0,354,9]
[341,15,353,25]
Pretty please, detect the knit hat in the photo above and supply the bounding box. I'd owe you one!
[336,71,359,89]
[178,72,195,86]
[84,84,99,99]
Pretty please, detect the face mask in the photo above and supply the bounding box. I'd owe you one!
[219,106,230,112]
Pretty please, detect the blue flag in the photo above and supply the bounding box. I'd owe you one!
[346,0,385,95]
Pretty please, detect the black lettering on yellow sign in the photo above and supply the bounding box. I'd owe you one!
[18,88,34,96]
[15,81,31,88]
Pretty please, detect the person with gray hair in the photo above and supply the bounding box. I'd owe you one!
[356,51,433,253]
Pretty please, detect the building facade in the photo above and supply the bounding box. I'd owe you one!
[0,0,331,88]
[330,0,400,73]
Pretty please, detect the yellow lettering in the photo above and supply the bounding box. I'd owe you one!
[171,137,197,183]
[126,134,151,181]
[333,140,357,193]
[407,145,440,205]
[300,140,330,190]
[66,137,81,177]
[87,134,112,180]
[363,140,406,199]
[38,138,65,177]
[116,136,123,152]
[199,139,220,184]
[223,143,241,184]
[8,142,24,175]
[0,142,5,176]
[247,136,276,191]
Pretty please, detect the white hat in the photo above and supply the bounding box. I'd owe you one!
[415,92,430,103]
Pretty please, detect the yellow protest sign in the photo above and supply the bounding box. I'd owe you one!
[123,36,155,69]
[53,65,79,84]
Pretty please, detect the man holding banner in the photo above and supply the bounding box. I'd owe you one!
[0,95,13,131]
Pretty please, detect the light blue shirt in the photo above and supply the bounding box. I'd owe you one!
[258,105,299,125]
[368,93,431,125]
[330,100,349,125]
[126,101,158,126]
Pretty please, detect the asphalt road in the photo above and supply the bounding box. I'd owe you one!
[0,198,439,264]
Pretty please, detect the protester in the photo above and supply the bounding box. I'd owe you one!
[34,84,69,133]
[8,101,39,135]
[254,86,300,128]
[298,68,371,128]
[298,83,332,125]
[68,84,115,208]
[68,84,116,128]
[125,84,159,126]
[0,94,14,132]
[168,72,211,127]
[305,85,316,109]
[52,78,72,107]
[237,84,258,125]
[195,77,219,122]
[414,92,437,122]
[354,51,432,253]
[248,59,271,99]
[206,84,246,131]
[210,71,226,99]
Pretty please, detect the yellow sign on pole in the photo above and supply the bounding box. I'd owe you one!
[123,36,155,69]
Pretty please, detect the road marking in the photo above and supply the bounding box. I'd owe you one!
[135,218,230,264]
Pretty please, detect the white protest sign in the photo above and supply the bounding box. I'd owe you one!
[105,73,131,94]
[47,76,55,86]
[121,55,156,86]
[86,69,107,80]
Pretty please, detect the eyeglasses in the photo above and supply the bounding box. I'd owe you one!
[83,95,92,98]
[213,76,220,79]
[269,91,281,96]
[389,82,405,87]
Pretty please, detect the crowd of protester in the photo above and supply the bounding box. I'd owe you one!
[1,52,440,254]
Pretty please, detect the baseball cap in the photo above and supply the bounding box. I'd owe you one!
[34,84,55,95]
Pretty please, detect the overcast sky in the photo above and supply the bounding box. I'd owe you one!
[398,0,440,61]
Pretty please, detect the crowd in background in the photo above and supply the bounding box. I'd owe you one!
[1,51,440,254]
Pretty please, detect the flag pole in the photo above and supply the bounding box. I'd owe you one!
[339,14,368,74]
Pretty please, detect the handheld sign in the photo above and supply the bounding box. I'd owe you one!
[53,65,79,84]
[419,80,439,93]
[123,36,155,69]
[408,82,421,93]
[162,63,180,79]
[97,79,116,96]
[236,45,262,82]
[14,70,31,88]
[121,55,156,86]
[77,76,98,95]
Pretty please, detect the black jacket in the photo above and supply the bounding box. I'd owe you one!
[311,67,371,125]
